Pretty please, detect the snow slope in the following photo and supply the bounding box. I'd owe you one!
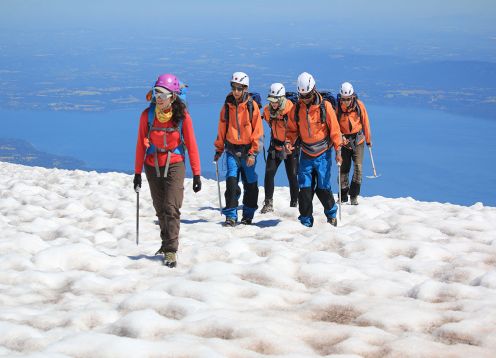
[0,162,495,357]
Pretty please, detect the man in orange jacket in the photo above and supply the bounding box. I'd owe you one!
[337,82,372,205]
[286,72,342,227]
[213,72,264,226]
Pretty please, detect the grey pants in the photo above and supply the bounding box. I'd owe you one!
[340,142,364,197]
[145,162,185,252]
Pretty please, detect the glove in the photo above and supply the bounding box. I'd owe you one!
[367,142,372,147]
[133,173,142,192]
[246,154,255,167]
[213,151,222,162]
[335,150,343,166]
[193,175,202,193]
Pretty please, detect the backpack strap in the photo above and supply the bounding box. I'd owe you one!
[319,101,326,124]
[247,97,253,122]
[224,95,254,145]
[295,102,300,124]
[146,103,185,177]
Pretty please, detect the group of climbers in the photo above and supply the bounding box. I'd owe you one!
[133,71,373,267]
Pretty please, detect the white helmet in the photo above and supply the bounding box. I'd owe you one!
[268,83,285,100]
[297,72,316,94]
[231,71,249,87]
[340,82,354,97]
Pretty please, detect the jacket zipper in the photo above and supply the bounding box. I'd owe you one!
[235,103,241,140]
[306,106,311,138]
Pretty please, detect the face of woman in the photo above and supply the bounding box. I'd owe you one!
[155,92,173,110]
[270,101,280,110]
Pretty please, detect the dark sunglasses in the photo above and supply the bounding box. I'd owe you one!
[341,97,353,103]
[299,92,313,100]
[231,85,245,92]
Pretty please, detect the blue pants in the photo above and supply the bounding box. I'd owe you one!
[297,148,337,227]
[222,152,259,221]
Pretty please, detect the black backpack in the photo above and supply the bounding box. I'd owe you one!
[287,90,337,124]
[224,92,262,125]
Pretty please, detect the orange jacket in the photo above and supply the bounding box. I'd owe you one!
[135,107,201,175]
[286,93,342,157]
[337,99,371,145]
[262,99,297,145]
[214,94,264,155]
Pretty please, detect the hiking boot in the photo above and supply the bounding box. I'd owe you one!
[327,217,337,227]
[350,196,358,205]
[260,199,273,214]
[223,217,237,227]
[240,217,252,225]
[163,252,177,268]
[290,199,298,207]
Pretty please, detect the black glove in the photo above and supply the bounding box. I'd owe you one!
[213,151,222,162]
[133,173,142,192]
[193,175,202,193]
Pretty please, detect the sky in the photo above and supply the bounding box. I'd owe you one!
[0,161,495,356]
[1,0,495,49]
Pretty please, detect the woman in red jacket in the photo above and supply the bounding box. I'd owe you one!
[133,74,202,268]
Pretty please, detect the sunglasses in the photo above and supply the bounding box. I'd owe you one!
[231,85,245,92]
[155,92,172,101]
[341,97,353,103]
[299,92,313,100]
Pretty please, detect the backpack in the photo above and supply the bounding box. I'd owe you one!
[178,82,188,106]
[285,91,299,105]
[224,92,262,126]
[145,103,185,157]
[287,90,337,124]
[144,103,187,177]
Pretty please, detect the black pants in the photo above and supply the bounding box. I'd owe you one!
[264,147,299,203]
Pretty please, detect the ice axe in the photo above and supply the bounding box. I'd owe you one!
[337,162,342,222]
[135,186,140,245]
[366,146,381,179]
[214,160,223,215]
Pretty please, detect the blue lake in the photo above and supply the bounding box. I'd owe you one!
[1,103,495,207]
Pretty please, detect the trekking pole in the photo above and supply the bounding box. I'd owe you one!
[337,163,342,222]
[135,187,140,245]
[214,160,223,214]
[366,146,381,179]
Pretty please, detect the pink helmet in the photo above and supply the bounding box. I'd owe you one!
[154,73,180,94]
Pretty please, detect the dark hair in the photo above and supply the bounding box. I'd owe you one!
[170,96,186,126]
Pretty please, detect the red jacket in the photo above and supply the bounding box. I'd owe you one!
[134,107,201,175]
